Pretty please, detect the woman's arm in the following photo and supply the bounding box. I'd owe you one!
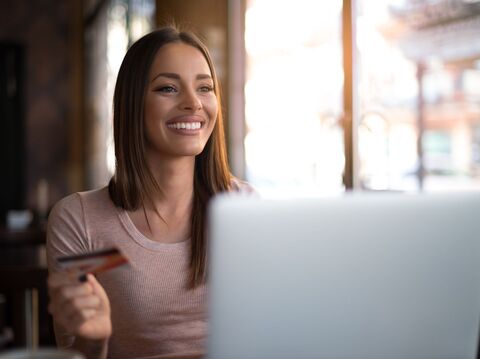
[46,194,111,359]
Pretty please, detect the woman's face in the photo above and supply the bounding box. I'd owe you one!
[144,42,218,159]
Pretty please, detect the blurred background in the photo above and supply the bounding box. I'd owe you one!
[0,0,479,351]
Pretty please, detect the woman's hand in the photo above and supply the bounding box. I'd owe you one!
[48,272,112,341]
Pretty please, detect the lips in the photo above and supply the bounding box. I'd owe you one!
[166,115,205,133]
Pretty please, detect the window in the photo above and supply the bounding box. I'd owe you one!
[244,0,344,197]
[85,0,155,188]
[242,0,480,195]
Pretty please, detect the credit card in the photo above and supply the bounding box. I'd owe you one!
[57,247,129,282]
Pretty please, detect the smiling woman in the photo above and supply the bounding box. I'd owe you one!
[45,27,254,359]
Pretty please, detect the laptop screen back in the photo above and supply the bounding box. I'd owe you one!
[207,192,480,359]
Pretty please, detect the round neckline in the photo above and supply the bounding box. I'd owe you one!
[117,208,190,251]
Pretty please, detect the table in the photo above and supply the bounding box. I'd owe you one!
[0,227,52,349]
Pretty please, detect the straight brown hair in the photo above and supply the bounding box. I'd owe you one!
[108,26,232,288]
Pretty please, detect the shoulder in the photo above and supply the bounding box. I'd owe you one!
[50,187,110,219]
[230,177,258,196]
[47,187,111,262]
[77,186,111,205]
[48,187,114,232]
[48,192,83,224]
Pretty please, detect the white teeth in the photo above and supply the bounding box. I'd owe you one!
[167,122,202,130]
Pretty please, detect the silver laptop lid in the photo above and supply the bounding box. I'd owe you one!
[208,192,480,359]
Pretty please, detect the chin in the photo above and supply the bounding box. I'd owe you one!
[175,146,207,157]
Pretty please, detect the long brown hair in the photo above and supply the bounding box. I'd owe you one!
[108,26,232,288]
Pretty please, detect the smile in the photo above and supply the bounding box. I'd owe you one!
[167,122,202,130]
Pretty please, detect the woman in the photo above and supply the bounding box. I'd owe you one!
[47,26,252,359]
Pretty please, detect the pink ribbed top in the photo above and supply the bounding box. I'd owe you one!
[47,187,208,359]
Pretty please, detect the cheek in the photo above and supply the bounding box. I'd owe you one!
[145,96,167,119]
[205,97,218,122]
[143,98,167,142]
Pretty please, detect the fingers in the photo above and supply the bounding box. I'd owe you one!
[53,294,101,319]
[51,281,93,302]
[48,271,82,288]
[48,273,92,310]
[48,272,104,323]
[54,305,96,332]
[64,309,97,333]
[47,271,112,340]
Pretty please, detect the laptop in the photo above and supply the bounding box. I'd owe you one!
[207,191,480,359]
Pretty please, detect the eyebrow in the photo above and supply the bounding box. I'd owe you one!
[151,72,213,83]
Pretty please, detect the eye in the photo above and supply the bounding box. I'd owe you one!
[155,86,177,93]
[198,85,214,93]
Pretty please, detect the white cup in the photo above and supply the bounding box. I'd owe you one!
[0,349,85,359]
[6,210,33,231]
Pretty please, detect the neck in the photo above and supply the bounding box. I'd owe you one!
[146,154,196,211]
[128,154,196,244]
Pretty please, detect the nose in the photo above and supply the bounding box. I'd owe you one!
[180,89,202,111]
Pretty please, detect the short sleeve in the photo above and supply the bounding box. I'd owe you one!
[46,193,91,348]
[46,193,92,272]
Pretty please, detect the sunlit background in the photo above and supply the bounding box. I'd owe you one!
[244,0,480,197]
[244,0,344,197]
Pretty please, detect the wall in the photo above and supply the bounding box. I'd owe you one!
[156,0,229,84]
[0,0,79,212]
